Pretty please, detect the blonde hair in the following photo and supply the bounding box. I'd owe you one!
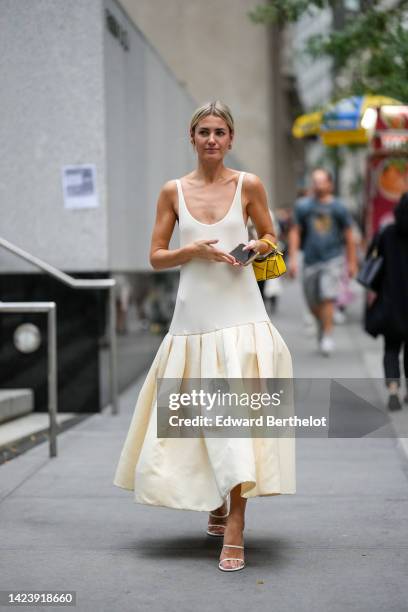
[189,100,234,141]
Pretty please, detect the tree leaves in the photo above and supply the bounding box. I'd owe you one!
[249,0,408,101]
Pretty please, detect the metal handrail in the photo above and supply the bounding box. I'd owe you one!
[0,301,58,457]
[0,236,118,418]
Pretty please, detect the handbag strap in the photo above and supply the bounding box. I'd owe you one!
[258,238,283,256]
[369,225,386,258]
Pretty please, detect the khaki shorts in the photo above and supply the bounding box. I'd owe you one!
[302,255,344,309]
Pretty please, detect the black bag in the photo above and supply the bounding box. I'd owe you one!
[364,295,386,338]
[356,230,384,291]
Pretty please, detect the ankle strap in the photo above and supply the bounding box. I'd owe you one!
[222,544,244,549]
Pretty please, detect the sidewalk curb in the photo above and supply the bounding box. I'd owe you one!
[0,413,93,465]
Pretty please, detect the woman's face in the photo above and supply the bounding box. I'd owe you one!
[191,115,233,161]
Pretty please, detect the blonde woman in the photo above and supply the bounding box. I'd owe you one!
[113,101,296,572]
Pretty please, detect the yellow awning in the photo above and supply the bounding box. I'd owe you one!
[321,128,369,146]
[292,111,323,138]
[292,95,403,145]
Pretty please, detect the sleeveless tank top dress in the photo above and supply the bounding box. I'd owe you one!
[113,171,296,511]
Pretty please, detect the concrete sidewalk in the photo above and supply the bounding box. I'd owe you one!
[1,278,408,612]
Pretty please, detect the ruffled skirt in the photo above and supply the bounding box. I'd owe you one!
[113,321,296,511]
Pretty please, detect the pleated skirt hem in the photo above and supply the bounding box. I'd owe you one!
[113,320,296,511]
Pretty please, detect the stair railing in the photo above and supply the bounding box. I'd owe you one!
[0,237,118,456]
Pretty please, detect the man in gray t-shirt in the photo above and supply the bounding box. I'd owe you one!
[288,168,357,356]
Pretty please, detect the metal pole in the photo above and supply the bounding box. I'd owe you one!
[48,304,58,457]
[0,237,118,421]
[0,301,59,457]
[109,285,119,415]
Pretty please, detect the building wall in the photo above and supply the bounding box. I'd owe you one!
[0,0,298,275]
[0,0,108,273]
[269,25,305,207]
[0,0,209,273]
[289,7,335,189]
[117,0,278,203]
[103,0,197,270]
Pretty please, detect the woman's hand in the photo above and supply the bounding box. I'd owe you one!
[190,239,239,265]
[231,239,265,267]
[241,239,259,254]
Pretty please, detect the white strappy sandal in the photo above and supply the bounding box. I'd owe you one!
[218,544,245,572]
[206,509,229,537]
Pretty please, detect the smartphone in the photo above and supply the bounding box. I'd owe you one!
[229,243,259,266]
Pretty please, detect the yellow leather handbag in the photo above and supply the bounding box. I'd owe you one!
[252,238,286,282]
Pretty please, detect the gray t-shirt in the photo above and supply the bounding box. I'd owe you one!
[294,196,352,266]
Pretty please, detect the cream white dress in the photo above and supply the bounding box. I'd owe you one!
[113,171,296,511]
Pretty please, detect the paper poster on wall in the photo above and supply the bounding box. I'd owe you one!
[62,164,99,209]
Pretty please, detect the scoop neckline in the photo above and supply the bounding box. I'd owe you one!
[178,172,242,227]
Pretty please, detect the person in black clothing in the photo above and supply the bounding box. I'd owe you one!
[364,192,408,410]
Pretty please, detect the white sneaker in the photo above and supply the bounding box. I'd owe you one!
[320,335,335,356]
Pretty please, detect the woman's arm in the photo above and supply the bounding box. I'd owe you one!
[149,181,237,270]
[149,181,193,270]
[244,173,278,255]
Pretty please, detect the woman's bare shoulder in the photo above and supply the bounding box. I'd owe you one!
[157,179,180,218]
[157,179,178,206]
[160,179,178,195]
[242,172,265,200]
[242,172,263,188]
